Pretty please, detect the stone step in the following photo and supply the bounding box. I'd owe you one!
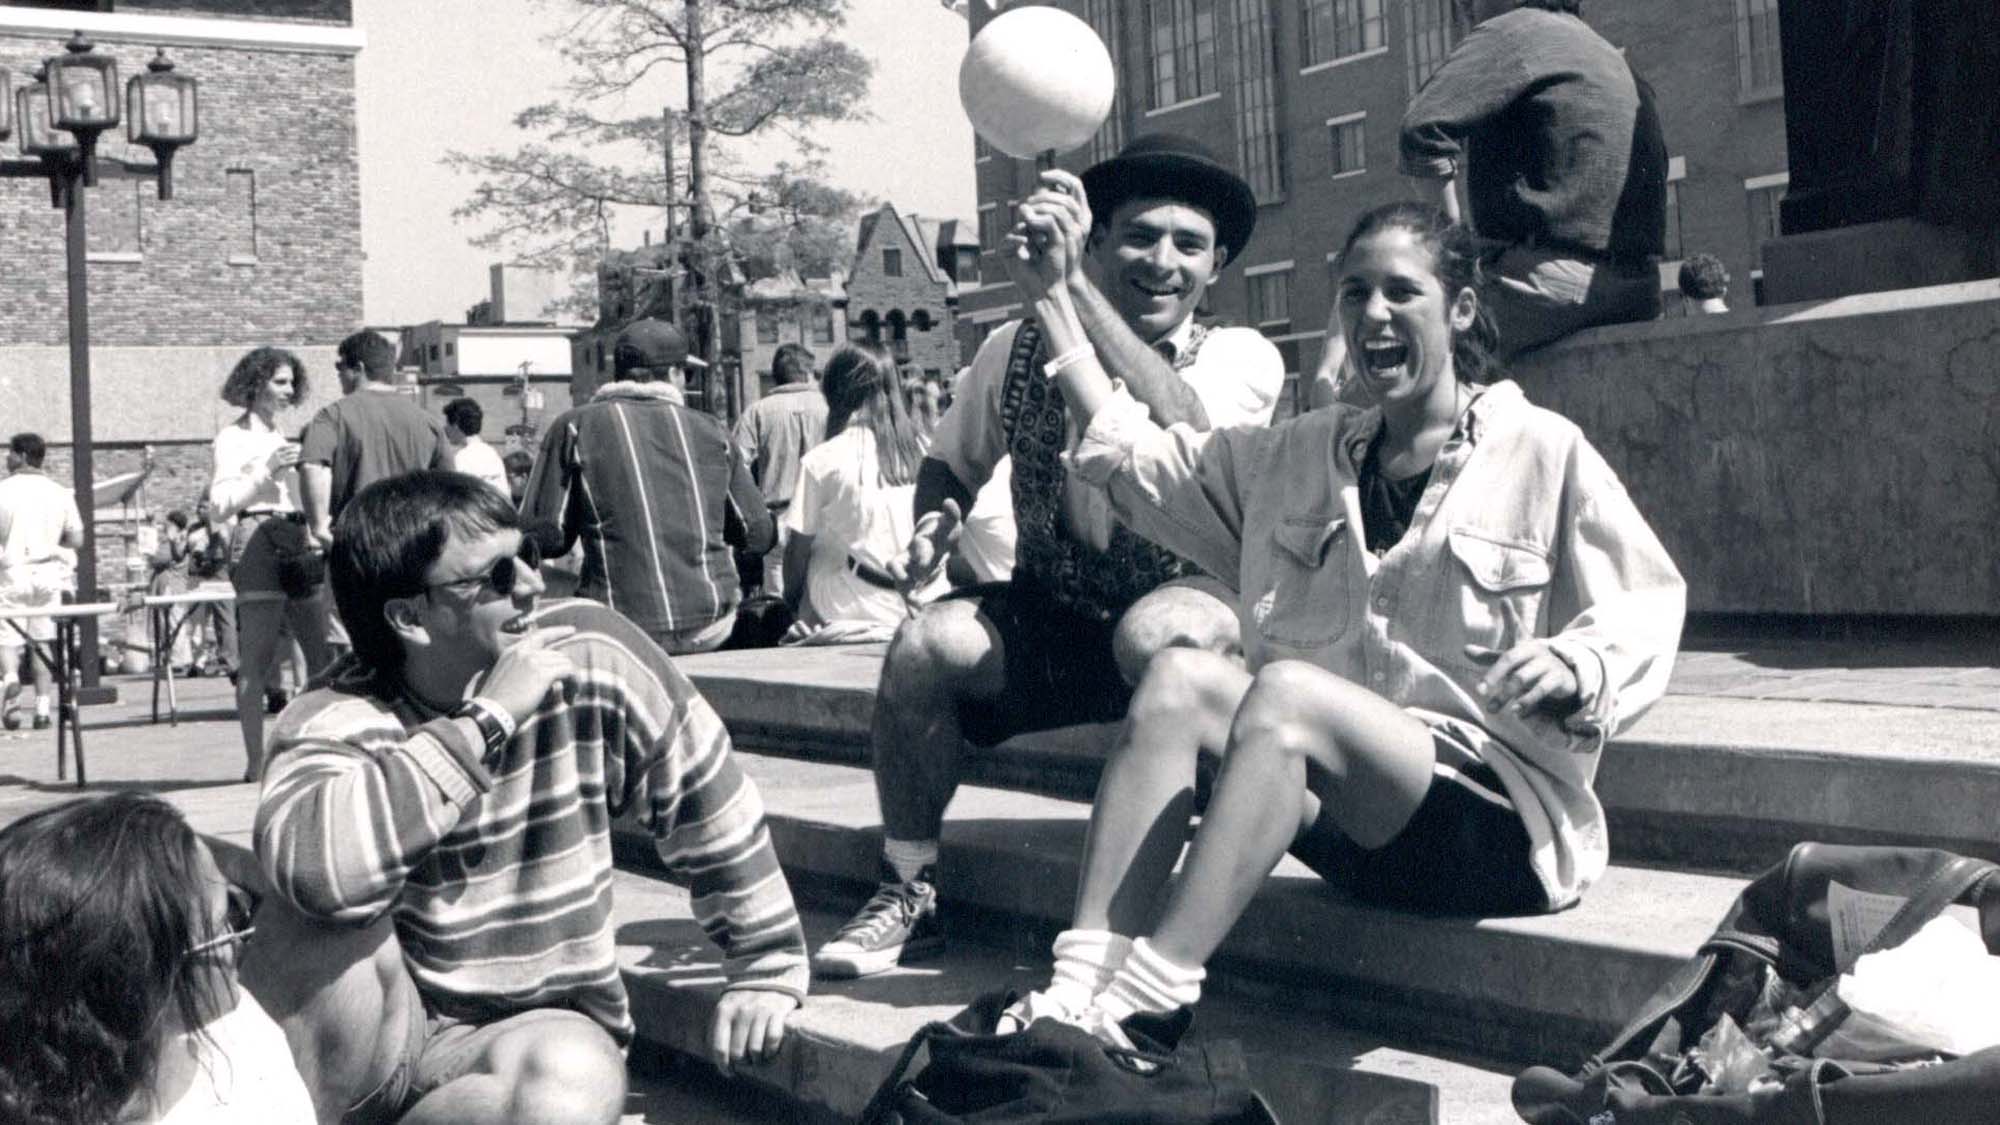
[617,754,1746,1071]
[610,866,1521,1124]
[676,641,2000,873]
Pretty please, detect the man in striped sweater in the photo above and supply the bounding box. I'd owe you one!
[242,471,807,1124]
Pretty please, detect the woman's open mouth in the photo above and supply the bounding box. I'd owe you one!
[1360,340,1409,375]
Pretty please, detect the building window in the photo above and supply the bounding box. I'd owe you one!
[756,307,780,344]
[1226,0,1286,204]
[1405,0,1457,95]
[225,168,258,262]
[1745,172,1788,266]
[1327,112,1366,177]
[977,203,1004,254]
[883,247,903,277]
[1082,0,1128,164]
[1300,0,1384,69]
[444,342,454,357]
[1663,156,1687,262]
[1244,263,1292,332]
[1147,0,1218,109]
[812,304,836,344]
[1735,0,1782,100]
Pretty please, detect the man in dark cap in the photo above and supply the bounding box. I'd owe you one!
[521,318,774,654]
[811,133,1283,979]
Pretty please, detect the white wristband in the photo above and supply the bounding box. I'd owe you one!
[1042,345,1095,380]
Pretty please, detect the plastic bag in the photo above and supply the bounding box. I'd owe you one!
[1818,914,2000,1061]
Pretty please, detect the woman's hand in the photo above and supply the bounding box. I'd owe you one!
[262,442,301,478]
[887,500,964,596]
[1465,639,1581,718]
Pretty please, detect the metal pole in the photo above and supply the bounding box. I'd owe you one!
[61,167,102,688]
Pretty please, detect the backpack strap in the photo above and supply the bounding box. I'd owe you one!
[1842,856,1996,971]
[858,1019,950,1125]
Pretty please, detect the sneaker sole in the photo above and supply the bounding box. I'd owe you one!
[810,934,945,979]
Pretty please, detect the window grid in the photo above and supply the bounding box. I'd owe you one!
[812,304,836,344]
[1082,0,1128,165]
[1328,114,1366,177]
[1246,269,1292,330]
[1147,0,1218,109]
[1301,0,1384,69]
[1405,0,1457,96]
[1736,0,1783,98]
[1231,0,1286,203]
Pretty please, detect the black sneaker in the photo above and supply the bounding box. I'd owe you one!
[811,860,943,978]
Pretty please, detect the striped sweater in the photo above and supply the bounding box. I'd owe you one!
[253,599,808,1042]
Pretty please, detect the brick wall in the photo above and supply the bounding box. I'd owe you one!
[119,0,353,23]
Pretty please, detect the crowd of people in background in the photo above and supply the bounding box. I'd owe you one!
[0,2,1712,1121]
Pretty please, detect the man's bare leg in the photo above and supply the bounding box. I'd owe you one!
[1110,579,1243,688]
[402,1013,625,1125]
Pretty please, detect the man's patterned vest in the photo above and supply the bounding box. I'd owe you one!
[998,319,1209,622]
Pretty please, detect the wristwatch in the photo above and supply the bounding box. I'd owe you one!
[455,697,516,756]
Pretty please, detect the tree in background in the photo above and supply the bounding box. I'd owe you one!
[446,0,874,335]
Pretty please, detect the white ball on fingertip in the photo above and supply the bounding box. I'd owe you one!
[958,6,1115,160]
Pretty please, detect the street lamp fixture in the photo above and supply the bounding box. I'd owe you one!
[46,33,119,185]
[127,49,198,200]
[0,34,200,692]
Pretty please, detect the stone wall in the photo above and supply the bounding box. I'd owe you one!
[1510,280,2000,617]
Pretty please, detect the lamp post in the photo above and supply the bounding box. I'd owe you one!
[1,33,198,690]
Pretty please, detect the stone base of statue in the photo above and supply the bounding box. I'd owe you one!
[1761,219,2000,306]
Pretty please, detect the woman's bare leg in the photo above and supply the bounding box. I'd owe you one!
[233,599,285,781]
[1147,659,1436,968]
[1072,648,1252,938]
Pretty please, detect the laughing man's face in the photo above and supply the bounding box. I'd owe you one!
[1090,197,1225,344]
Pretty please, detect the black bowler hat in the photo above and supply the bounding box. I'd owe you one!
[614,317,708,376]
[1080,133,1258,262]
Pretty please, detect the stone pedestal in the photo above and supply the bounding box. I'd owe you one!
[1761,0,1999,303]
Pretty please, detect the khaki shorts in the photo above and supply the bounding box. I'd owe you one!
[343,998,608,1124]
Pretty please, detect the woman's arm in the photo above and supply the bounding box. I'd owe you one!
[782,532,814,620]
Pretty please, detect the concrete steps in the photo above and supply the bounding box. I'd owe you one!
[675,639,2000,874]
[611,867,1519,1124]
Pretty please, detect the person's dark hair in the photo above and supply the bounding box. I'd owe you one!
[770,343,815,386]
[1677,253,1730,301]
[502,449,534,476]
[0,793,229,1125]
[219,347,308,411]
[1335,201,1500,385]
[164,509,190,532]
[820,342,927,488]
[336,330,398,382]
[330,470,519,684]
[7,433,46,468]
[442,397,484,437]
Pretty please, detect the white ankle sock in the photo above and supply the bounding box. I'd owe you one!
[883,838,939,884]
[1095,937,1205,1023]
[1042,929,1135,1014]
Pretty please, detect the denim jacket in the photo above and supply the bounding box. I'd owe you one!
[1069,381,1686,907]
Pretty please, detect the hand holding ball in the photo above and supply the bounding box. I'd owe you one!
[958,6,1115,160]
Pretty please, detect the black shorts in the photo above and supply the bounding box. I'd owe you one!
[1286,728,1546,916]
[948,580,1134,749]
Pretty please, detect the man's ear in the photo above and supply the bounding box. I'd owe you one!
[383,594,429,649]
[1212,244,1231,276]
[1449,286,1480,334]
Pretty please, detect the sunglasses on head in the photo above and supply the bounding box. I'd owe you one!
[423,535,543,600]
[187,884,257,958]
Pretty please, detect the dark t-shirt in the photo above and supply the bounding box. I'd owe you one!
[1400,8,1667,262]
[299,388,453,517]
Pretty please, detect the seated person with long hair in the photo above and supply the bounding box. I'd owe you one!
[782,342,941,641]
[0,792,311,1123]
[992,188,1686,1044]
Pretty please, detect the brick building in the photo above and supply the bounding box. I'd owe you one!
[0,0,362,583]
[735,267,843,397]
[843,202,977,383]
[955,0,1789,414]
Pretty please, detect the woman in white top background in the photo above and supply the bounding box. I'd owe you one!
[782,342,941,638]
[207,348,333,781]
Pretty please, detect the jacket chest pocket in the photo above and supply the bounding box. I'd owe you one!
[1251,516,1355,650]
[1440,527,1553,661]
